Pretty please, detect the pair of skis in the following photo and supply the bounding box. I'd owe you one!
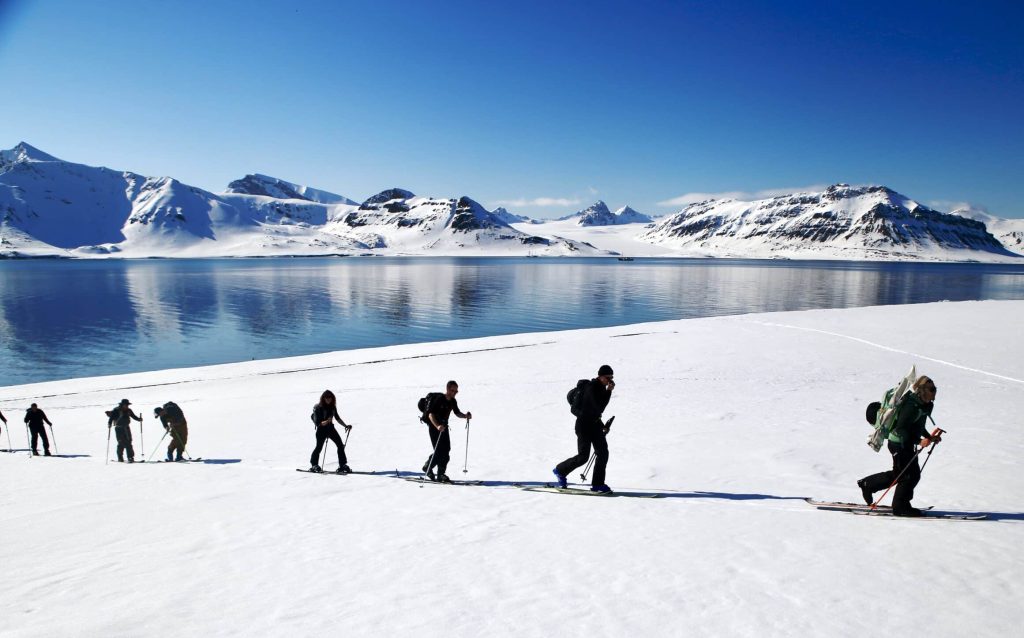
[806,498,985,520]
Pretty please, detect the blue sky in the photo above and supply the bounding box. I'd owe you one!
[1,0,1022,217]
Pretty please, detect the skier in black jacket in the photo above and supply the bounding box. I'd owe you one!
[421,380,472,483]
[857,376,941,517]
[309,390,352,474]
[107,399,142,463]
[553,364,615,493]
[24,403,52,456]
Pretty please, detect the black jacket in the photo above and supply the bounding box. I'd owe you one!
[312,403,340,427]
[426,395,465,427]
[577,378,612,424]
[24,409,51,427]
[108,407,142,428]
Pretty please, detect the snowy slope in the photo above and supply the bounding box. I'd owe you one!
[0,301,1021,636]
[225,173,358,205]
[327,189,603,255]
[952,206,1024,256]
[641,184,1018,261]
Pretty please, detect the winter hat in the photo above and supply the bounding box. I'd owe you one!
[154,407,164,416]
[598,364,614,377]
[119,398,131,406]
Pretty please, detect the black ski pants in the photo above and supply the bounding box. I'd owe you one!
[28,423,49,453]
[555,419,609,487]
[860,441,920,512]
[114,425,134,462]
[311,424,347,467]
[425,424,450,474]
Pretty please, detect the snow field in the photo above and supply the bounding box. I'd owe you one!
[1,300,1022,637]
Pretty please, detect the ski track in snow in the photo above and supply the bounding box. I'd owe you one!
[750,320,1024,385]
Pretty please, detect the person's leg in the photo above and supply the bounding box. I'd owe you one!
[555,424,593,478]
[327,426,346,466]
[310,427,329,467]
[891,445,920,513]
[590,430,609,487]
[435,429,451,476]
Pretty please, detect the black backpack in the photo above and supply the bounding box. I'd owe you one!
[417,392,444,424]
[162,401,184,422]
[566,379,589,417]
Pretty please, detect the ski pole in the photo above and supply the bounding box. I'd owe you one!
[582,416,614,481]
[424,424,444,477]
[48,423,57,455]
[871,428,943,509]
[139,415,144,458]
[5,421,12,452]
[105,426,112,465]
[25,424,32,456]
[462,416,471,474]
[580,452,596,482]
[145,428,170,462]
[918,428,946,476]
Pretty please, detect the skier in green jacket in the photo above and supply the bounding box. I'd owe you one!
[857,376,941,517]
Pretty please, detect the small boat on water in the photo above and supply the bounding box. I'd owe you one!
[617,256,635,261]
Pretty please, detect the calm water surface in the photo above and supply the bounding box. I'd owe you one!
[2,257,1024,385]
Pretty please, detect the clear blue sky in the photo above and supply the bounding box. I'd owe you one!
[1,0,1022,217]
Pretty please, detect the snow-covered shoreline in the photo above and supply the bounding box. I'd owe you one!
[1,301,1022,636]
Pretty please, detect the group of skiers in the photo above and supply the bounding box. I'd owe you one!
[2,364,940,510]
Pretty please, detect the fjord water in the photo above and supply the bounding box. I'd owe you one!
[2,257,1024,386]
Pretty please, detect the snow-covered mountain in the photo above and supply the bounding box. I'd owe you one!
[951,206,1024,256]
[329,189,598,254]
[0,144,601,257]
[3,144,1021,261]
[640,184,1017,261]
[491,207,537,225]
[560,201,653,226]
[226,174,358,205]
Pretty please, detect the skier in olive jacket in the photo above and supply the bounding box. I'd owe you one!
[858,376,941,517]
[553,364,615,493]
[154,402,188,462]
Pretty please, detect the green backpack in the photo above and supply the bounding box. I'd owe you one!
[866,366,916,452]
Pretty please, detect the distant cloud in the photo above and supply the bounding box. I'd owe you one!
[657,184,831,208]
[493,197,583,208]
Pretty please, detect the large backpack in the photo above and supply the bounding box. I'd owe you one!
[417,392,445,424]
[566,379,589,417]
[162,401,184,422]
[866,366,916,452]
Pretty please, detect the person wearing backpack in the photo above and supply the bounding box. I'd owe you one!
[107,399,142,463]
[24,403,53,456]
[154,402,188,462]
[309,390,352,474]
[553,364,615,493]
[857,376,941,517]
[420,381,472,483]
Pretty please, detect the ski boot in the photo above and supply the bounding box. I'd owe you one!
[857,478,873,506]
[552,468,568,489]
[590,484,612,493]
[309,464,323,473]
[44,450,52,457]
[336,465,352,475]
[437,473,452,484]
[425,468,436,481]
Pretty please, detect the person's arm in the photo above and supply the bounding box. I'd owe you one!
[42,411,52,426]
[452,398,471,421]
[332,405,350,429]
[0,410,6,423]
[428,411,445,431]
